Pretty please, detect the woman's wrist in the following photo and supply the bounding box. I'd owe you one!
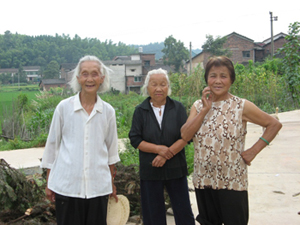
[168,148,175,157]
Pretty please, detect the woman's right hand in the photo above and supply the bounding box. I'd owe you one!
[45,186,55,202]
[201,87,213,112]
[156,145,173,159]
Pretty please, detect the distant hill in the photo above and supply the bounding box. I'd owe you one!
[132,42,202,60]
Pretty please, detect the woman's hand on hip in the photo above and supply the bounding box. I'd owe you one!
[241,148,257,166]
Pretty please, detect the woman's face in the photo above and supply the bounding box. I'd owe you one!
[207,65,232,101]
[77,61,104,94]
[147,73,169,103]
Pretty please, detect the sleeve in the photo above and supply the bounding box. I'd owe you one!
[40,106,62,169]
[105,107,120,165]
[193,99,203,114]
[128,107,144,149]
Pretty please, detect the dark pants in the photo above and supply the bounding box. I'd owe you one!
[195,188,249,225]
[55,193,109,225]
[140,176,195,225]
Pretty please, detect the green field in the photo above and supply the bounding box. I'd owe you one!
[0,85,40,128]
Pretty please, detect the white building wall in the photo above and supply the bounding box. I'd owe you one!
[126,65,142,76]
[131,54,141,61]
[108,64,126,93]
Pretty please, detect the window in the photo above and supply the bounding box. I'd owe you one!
[134,76,142,82]
[144,60,150,66]
[243,51,250,58]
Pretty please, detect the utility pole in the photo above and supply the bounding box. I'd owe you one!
[269,11,278,57]
[189,42,192,76]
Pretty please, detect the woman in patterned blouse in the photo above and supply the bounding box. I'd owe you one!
[181,56,282,225]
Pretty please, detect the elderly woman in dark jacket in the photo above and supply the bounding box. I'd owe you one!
[129,68,195,225]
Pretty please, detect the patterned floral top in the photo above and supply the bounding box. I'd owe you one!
[193,95,248,191]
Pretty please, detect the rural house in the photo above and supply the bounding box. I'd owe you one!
[23,66,41,82]
[39,79,66,91]
[254,32,287,61]
[60,63,77,84]
[0,66,41,83]
[186,32,287,74]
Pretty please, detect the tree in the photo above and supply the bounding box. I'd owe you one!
[43,60,60,79]
[3,30,14,51]
[202,34,231,57]
[162,35,189,72]
[278,21,300,106]
[18,66,28,83]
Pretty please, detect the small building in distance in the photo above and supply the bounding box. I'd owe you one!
[39,79,66,91]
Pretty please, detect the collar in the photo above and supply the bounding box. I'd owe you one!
[74,92,103,113]
[140,96,174,111]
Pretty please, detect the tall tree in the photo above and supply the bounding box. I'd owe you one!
[43,60,60,79]
[202,34,231,57]
[162,35,189,72]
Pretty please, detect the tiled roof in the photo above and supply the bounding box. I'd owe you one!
[225,32,254,42]
[41,79,66,85]
[0,68,18,73]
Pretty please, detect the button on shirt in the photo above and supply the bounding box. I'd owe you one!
[41,93,120,199]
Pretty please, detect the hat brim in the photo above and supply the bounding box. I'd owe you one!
[107,194,130,225]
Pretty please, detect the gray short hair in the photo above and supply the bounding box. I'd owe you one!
[141,68,172,96]
[69,55,111,93]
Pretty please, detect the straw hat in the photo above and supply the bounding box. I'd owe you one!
[107,194,130,225]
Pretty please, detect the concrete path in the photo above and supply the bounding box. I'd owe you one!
[1,110,300,225]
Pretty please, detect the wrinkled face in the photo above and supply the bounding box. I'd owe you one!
[207,65,232,101]
[147,73,169,103]
[77,61,104,94]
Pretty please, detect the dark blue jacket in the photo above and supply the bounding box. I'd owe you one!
[129,96,188,180]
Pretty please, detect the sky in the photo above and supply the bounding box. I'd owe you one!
[1,0,299,50]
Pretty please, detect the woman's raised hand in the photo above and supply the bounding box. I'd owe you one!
[201,87,213,112]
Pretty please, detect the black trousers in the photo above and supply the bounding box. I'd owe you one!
[195,188,249,225]
[55,193,109,225]
[140,176,195,225]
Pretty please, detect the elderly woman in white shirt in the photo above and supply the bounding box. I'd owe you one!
[41,55,120,225]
